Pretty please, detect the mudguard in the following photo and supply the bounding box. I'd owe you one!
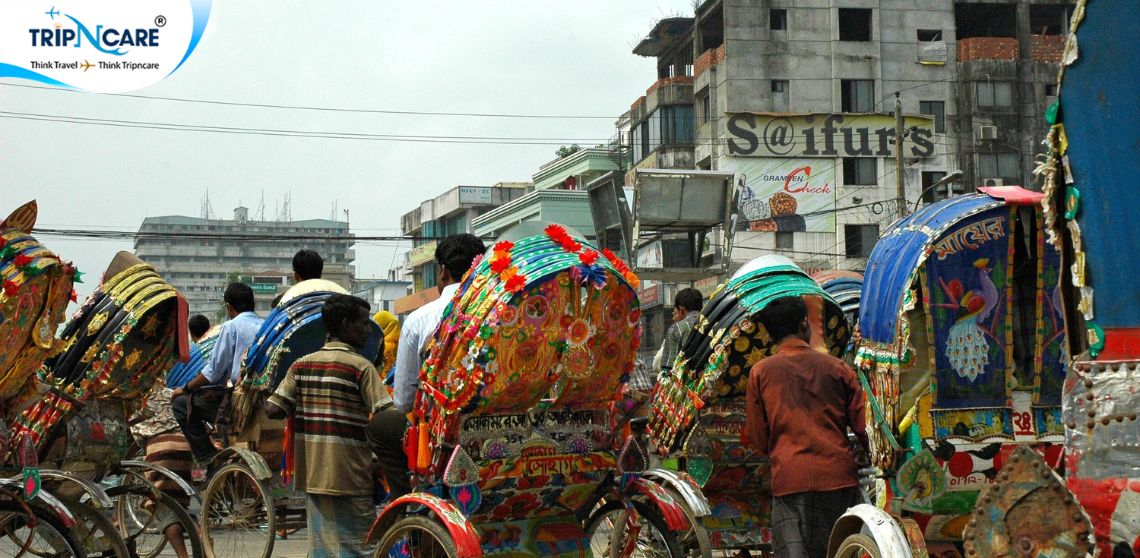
[826,504,913,558]
[642,468,711,517]
[120,459,199,503]
[365,492,482,558]
[628,476,691,532]
[209,447,273,480]
[0,478,78,528]
[37,469,114,508]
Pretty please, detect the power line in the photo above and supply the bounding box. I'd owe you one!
[0,82,619,119]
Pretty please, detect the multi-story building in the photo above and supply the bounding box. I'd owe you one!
[397,183,531,296]
[472,148,620,241]
[135,207,355,319]
[352,278,412,317]
[620,0,1069,275]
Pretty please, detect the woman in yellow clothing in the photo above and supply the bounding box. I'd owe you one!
[372,310,401,380]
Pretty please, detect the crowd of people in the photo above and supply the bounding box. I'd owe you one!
[131,232,866,558]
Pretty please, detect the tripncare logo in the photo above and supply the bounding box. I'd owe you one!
[1,1,211,92]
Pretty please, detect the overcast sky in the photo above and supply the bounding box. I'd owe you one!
[2,1,693,301]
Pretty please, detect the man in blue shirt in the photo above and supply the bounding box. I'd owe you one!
[172,282,264,464]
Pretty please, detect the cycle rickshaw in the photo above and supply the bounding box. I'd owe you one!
[845,186,1083,556]
[643,254,853,557]
[0,200,92,557]
[10,249,204,558]
[359,225,690,558]
[198,289,383,558]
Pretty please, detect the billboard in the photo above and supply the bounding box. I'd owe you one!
[720,157,837,233]
[725,113,936,159]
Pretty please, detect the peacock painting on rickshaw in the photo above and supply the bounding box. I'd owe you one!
[842,186,1082,555]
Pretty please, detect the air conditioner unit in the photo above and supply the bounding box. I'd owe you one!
[981,178,1004,187]
[976,126,999,141]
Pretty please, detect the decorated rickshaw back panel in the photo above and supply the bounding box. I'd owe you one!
[688,400,773,549]
[0,201,77,411]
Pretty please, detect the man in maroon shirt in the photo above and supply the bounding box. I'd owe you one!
[745,296,868,558]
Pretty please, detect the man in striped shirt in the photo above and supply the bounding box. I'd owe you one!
[265,294,391,558]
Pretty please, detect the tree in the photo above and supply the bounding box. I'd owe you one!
[556,144,581,158]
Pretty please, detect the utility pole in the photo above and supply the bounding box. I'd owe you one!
[895,92,908,219]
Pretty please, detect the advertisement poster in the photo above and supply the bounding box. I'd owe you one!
[720,157,836,233]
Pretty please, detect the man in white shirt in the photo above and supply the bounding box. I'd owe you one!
[279,249,348,305]
[367,233,485,498]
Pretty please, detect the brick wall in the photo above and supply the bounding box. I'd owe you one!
[958,37,1019,61]
[646,75,694,96]
[1030,34,1065,63]
[693,44,725,78]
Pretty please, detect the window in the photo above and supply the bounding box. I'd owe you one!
[698,92,711,125]
[1044,84,1058,97]
[845,225,879,258]
[976,82,1013,108]
[919,100,946,133]
[843,158,876,185]
[838,8,872,42]
[916,29,942,42]
[770,9,787,31]
[841,79,875,112]
[771,80,789,112]
[921,171,948,203]
[979,153,1020,182]
[775,232,794,251]
[660,105,695,145]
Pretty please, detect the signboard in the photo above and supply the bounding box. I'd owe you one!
[394,286,440,315]
[693,276,721,298]
[726,113,936,158]
[720,157,837,233]
[408,241,438,267]
[458,186,492,205]
[638,284,661,307]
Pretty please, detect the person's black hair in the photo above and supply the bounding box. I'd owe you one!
[187,314,210,339]
[322,294,370,339]
[270,293,283,309]
[435,233,486,280]
[292,249,324,280]
[757,296,807,341]
[674,288,704,312]
[224,282,256,313]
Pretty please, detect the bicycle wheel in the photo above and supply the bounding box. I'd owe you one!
[106,482,204,558]
[61,498,130,558]
[0,496,85,557]
[199,463,274,558]
[372,516,458,558]
[112,473,167,558]
[833,533,881,558]
[586,500,684,558]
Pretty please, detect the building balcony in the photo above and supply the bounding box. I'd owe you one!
[646,76,693,109]
[693,45,724,78]
[533,147,621,191]
[957,37,1019,62]
[471,189,594,240]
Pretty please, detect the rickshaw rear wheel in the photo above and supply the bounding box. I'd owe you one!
[372,515,458,558]
[833,533,881,558]
[200,463,275,558]
[586,500,684,558]
[0,497,85,557]
[665,489,711,558]
[61,497,131,558]
[106,482,205,558]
